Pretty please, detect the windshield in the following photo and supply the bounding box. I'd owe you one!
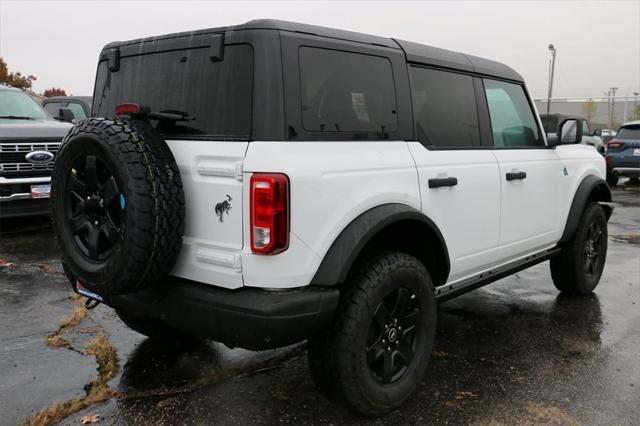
[93,43,253,139]
[617,125,640,139]
[0,90,49,119]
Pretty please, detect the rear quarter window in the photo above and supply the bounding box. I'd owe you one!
[93,44,253,139]
[298,47,398,135]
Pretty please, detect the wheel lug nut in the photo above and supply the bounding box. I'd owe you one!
[94,221,99,226]
[387,346,391,351]
[394,318,398,324]
[382,339,386,344]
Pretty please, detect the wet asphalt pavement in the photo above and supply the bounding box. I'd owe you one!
[1,182,639,425]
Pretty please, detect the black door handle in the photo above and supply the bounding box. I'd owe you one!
[506,171,527,181]
[428,177,458,188]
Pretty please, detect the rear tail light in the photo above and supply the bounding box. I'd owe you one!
[607,140,625,150]
[116,103,141,115]
[250,173,289,255]
[115,103,150,116]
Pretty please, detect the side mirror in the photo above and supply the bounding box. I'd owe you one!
[58,107,75,123]
[593,128,602,137]
[557,118,582,145]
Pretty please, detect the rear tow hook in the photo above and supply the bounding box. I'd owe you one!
[84,298,101,310]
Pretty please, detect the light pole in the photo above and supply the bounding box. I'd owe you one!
[546,44,557,114]
[608,87,618,129]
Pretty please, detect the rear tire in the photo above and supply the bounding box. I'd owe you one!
[307,251,436,417]
[550,202,608,295]
[606,173,618,186]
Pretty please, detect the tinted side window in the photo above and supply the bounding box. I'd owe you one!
[483,79,542,147]
[43,102,63,116]
[68,102,87,120]
[581,120,590,136]
[299,47,397,134]
[410,67,480,148]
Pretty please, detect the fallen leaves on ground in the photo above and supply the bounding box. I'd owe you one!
[81,414,101,424]
[0,259,15,268]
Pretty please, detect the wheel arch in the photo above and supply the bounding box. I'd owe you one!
[310,204,450,287]
[559,174,613,244]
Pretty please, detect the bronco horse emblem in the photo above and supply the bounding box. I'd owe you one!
[215,194,232,222]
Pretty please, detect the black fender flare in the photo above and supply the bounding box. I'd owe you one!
[310,203,450,287]
[559,175,613,244]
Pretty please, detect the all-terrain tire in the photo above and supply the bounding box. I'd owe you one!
[51,117,185,297]
[550,202,608,295]
[308,251,436,417]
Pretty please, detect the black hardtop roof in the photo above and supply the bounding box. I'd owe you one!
[103,19,522,82]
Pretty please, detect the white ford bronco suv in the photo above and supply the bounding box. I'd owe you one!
[51,20,613,416]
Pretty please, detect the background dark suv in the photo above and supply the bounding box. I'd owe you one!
[41,96,92,123]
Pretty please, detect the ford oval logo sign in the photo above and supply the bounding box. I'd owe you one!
[25,151,54,164]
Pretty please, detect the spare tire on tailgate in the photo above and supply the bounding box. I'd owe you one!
[51,117,185,297]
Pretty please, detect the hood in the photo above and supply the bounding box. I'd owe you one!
[0,118,73,139]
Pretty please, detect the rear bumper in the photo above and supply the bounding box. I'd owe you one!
[610,167,640,178]
[106,279,340,350]
[0,198,50,218]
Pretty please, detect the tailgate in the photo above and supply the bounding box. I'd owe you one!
[620,141,640,166]
[167,140,248,289]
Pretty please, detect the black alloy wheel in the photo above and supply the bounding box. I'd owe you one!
[307,251,436,417]
[550,202,608,295]
[367,287,421,385]
[583,221,603,276]
[66,154,123,262]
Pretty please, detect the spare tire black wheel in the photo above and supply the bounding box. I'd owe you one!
[51,117,185,297]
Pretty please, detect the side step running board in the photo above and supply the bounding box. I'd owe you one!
[435,247,562,302]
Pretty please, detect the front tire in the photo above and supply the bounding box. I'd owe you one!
[308,251,436,417]
[550,202,608,295]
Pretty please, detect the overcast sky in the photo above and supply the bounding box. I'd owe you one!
[1,0,638,99]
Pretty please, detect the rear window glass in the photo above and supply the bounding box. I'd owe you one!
[299,47,397,134]
[93,44,253,139]
[617,125,640,139]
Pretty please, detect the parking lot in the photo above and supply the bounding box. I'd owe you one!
[0,181,638,425]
